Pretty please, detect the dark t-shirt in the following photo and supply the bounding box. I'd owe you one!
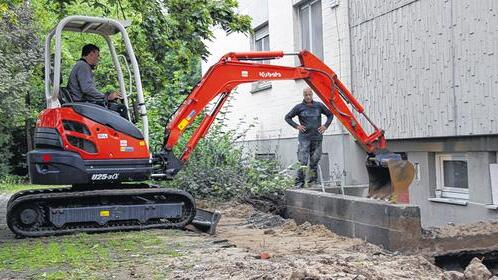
[285,101,333,140]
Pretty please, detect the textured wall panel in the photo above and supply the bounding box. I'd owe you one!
[351,0,455,138]
[350,0,419,27]
[452,0,498,135]
[350,0,498,138]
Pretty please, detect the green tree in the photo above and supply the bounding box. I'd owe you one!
[124,0,251,149]
[0,0,252,177]
[35,0,251,149]
[0,3,42,176]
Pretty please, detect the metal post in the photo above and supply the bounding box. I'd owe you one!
[105,36,130,120]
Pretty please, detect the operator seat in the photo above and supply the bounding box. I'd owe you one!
[58,87,74,104]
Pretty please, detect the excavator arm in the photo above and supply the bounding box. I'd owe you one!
[154,50,414,203]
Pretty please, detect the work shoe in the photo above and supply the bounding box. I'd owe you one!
[294,182,304,189]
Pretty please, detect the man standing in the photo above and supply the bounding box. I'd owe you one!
[67,44,127,118]
[285,87,333,188]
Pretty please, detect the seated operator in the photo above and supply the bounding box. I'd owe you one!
[67,44,128,119]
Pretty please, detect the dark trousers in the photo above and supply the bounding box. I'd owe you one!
[295,138,322,187]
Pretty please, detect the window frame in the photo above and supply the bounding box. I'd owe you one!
[251,23,272,93]
[255,153,276,161]
[435,154,470,200]
[297,0,323,59]
[254,28,270,57]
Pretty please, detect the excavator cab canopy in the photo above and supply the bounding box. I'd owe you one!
[44,15,150,144]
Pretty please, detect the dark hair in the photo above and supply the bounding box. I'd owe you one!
[81,44,99,57]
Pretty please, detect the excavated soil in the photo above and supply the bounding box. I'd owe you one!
[2,195,498,279]
[425,221,498,239]
[169,203,445,279]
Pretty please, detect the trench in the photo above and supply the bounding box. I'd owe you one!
[286,186,498,262]
[434,250,498,273]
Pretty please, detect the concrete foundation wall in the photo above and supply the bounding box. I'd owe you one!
[286,189,422,251]
[249,135,498,228]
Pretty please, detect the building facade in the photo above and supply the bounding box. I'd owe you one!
[202,0,498,227]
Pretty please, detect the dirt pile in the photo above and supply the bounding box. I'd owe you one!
[443,257,496,280]
[463,257,493,280]
[246,211,286,229]
[426,221,498,239]
[202,201,254,218]
[212,203,444,279]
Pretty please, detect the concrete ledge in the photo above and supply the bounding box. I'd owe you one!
[285,189,422,251]
[428,197,468,206]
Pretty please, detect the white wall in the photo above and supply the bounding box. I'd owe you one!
[202,0,354,142]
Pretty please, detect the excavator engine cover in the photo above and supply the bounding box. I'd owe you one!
[366,152,415,203]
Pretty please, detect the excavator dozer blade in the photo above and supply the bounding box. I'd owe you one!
[366,154,415,203]
[189,208,222,235]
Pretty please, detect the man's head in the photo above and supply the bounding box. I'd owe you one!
[81,44,100,66]
[303,87,313,104]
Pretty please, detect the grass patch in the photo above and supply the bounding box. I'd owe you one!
[0,234,110,272]
[0,230,187,279]
[0,183,59,193]
[0,184,190,279]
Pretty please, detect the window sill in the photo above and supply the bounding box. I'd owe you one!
[428,197,468,206]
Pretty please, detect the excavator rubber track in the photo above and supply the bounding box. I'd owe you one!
[7,186,196,238]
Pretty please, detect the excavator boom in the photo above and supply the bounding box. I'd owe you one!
[158,50,415,203]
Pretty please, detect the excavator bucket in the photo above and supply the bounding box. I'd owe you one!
[366,152,415,203]
[189,208,222,235]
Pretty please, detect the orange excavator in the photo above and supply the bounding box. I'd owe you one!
[7,16,414,237]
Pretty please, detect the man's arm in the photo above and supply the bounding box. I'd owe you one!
[321,103,333,128]
[285,105,306,133]
[285,105,299,128]
[76,64,107,101]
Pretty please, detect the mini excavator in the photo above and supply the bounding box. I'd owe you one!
[7,16,415,237]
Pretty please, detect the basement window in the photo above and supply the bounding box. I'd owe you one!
[255,153,276,161]
[435,154,469,200]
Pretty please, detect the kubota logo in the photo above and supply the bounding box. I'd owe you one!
[259,71,282,78]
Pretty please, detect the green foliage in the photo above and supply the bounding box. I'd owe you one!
[0,4,42,175]
[163,125,292,201]
[124,0,251,149]
[0,174,27,185]
[0,0,252,178]
[0,183,56,193]
[0,0,289,207]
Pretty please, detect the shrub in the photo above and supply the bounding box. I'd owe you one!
[161,125,292,202]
